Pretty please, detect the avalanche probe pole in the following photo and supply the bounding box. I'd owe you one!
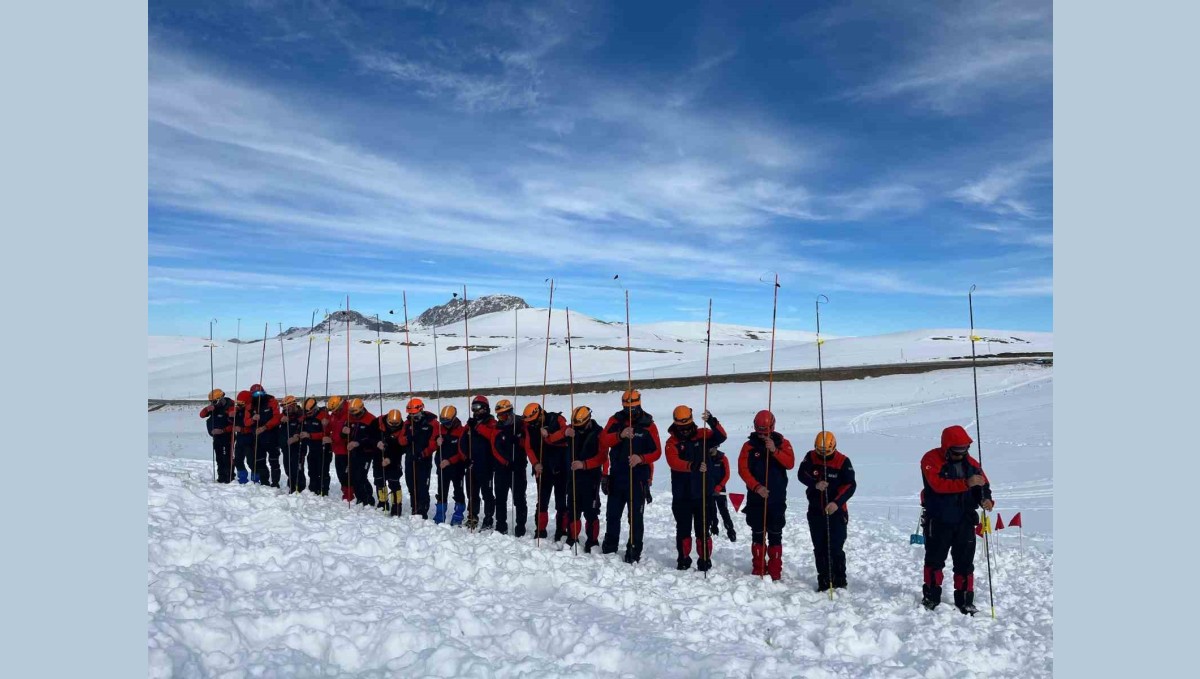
[763,274,780,578]
[537,279,555,547]
[375,313,387,513]
[345,296,352,506]
[301,310,316,493]
[230,318,241,478]
[624,289,634,557]
[701,299,712,579]
[816,294,833,600]
[463,287,476,531]
[252,322,268,484]
[403,294,417,515]
[432,306,446,521]
[323,309,331,497]
[209,318,217,481]
[566,306,578,556]
[278,322,290,489]
[969,285,997,619]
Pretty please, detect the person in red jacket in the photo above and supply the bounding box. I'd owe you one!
[565,405,608,551]
[738,410,796,580]
[491,399,532,536]
[665,405,727,571]
[231,390,254,484]
[324,395,353,502]
[245,383,281,486]
[200,389,236,483]
[460,395,499,530]
[344,398,382,507]
[599,389,662,564]
[299,398,331,495]
[378,409,407,516]
[920,425,994,615]
[434,405,467,526]
[397,398,440,519]
[797,431,856,591]
[525,403,571,541]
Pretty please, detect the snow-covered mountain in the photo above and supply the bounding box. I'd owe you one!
[150,302,1051,400]
[414,293,529,328]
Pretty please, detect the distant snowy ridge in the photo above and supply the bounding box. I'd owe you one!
[414,294,530,328]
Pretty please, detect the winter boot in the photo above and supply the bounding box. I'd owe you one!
[623,545,641,564]
[833,576,848,589]
[481,516,494,531]
[751,543,767,576]
[495,522,508,535]
[554,513,567,542]
[451,503,465,527]
[922,567,944,610]
[535,511,550,539]
[766,545,783,581]
[237,470,249,484]
[251,473,261,484]
[709,517,720,537]
[514,523,526,538]
[697,538,713,572]
[953,574,977,615]
[567,519,581,546]
[676,537,693,571]
[816,576,831,593]
[341,486,355,502]
[724,519,737,543]
[390,491,403,517]
[465,516,479,530]
[954,590,978,615]
[434,503,447,524]
[377,488,389,511]
[585,520,600,553]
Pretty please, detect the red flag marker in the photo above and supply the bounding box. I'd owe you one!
[975,523,983,537]
[729,492,745,512]
[1009,512,1022,528]
[994,514,1005,531]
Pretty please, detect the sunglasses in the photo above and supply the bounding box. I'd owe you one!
[948,446,970,455]
[471,403,486,411]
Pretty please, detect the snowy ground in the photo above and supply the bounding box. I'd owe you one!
[149,365,1052,676]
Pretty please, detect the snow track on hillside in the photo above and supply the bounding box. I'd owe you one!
[149,459,1052,677]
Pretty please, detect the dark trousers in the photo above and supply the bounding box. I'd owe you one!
[493,464,528,533]
[436,463,466,505]
[213,437,233,483]
[672,495,712,558]
[602,480,647,556]
[404,455,433,517]
[251,433,273,484]
[568,472,602,545]
[305,442,331,495]
[924,512,978,596]
[334,453,351,497]
[349,446,384,506]
[807,511,848,584]
[467,466,495,522]
[283,441,306,492]
[709,493,736,534]
[744,498,787,546]
[536,470,570,534]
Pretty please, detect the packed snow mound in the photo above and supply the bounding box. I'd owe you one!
[415,294,530,329]
[148,458,1052,677]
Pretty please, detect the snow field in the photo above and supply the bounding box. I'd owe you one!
[149,364,1052,676]
[149,457,1051,677]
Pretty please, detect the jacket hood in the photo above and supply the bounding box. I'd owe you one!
[940,425,973,451]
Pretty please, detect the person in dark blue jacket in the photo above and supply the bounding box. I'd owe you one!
[738,410,796,581]
[278,395,307,493]
[599,390,662,564]
[798,431,857,592]
[434,406,467,526]
[665,406,727,571]
[459,395,498,530]
[919,425,994,615]
[199,389,235,483]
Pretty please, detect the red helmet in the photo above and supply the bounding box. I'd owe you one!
[249,383,265,396]
[753,410,775,434]
[471,395,489,413]
[236,390,251,406]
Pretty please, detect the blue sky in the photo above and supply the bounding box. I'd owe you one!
[148,0,1052,338]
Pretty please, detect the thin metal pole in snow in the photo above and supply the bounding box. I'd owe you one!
[536,280,554,548]
[816,294,833,600]
[969,285,996,619]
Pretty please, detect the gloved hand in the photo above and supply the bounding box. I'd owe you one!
[601,475,610,495]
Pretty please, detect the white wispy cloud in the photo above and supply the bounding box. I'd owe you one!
[840,0,1051,114]
[952,146,1051,218]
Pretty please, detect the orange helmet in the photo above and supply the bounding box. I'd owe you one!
[814,431,837,453]
[326,395,343,411]
[348,398,365,415]
[496,399,514,415]
[621,389,641,408]
[208,388,225,402]
[386,409,404,426]
[571,405,593,427]
[439,405,458,421]
[406,398,425,415]
[672,405,693,426]
[523,403,542,423]
[281,395,298,408]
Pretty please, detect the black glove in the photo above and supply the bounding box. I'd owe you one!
[601,475,610,496]
[644,482,653,504]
